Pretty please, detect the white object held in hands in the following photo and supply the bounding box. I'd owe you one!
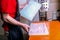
[20,1,41,21]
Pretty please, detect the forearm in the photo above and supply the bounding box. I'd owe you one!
[2,13,29,32]
[3,14,24,27]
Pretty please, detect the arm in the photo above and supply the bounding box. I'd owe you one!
[2,13,29,32]
[1,0,29,32]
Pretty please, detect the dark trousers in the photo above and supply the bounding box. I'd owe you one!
[8,26,24,40]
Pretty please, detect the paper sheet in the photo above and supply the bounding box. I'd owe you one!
[29,23,49,35]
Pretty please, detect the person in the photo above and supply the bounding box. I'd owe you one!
[0,0,30,40]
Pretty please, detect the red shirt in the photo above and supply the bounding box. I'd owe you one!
[1,0,17,31]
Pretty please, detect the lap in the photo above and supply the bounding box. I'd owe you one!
[8,26,24,40]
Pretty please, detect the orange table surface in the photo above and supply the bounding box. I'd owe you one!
[29,21,60,40]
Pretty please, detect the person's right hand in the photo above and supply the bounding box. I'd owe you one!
[22,24,30,32]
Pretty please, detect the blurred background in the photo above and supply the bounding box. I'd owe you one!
[0,0,60,40]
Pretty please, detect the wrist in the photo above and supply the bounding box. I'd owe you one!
[19,23,25,28]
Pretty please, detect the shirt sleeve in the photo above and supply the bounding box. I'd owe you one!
[1,0,16,14]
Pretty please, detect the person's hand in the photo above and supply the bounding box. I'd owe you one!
[22,24,30,32]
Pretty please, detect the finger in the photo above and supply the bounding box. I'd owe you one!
[27,27,29,30]
[25,27,28,32]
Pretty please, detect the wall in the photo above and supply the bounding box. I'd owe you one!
[47,0,59,20]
